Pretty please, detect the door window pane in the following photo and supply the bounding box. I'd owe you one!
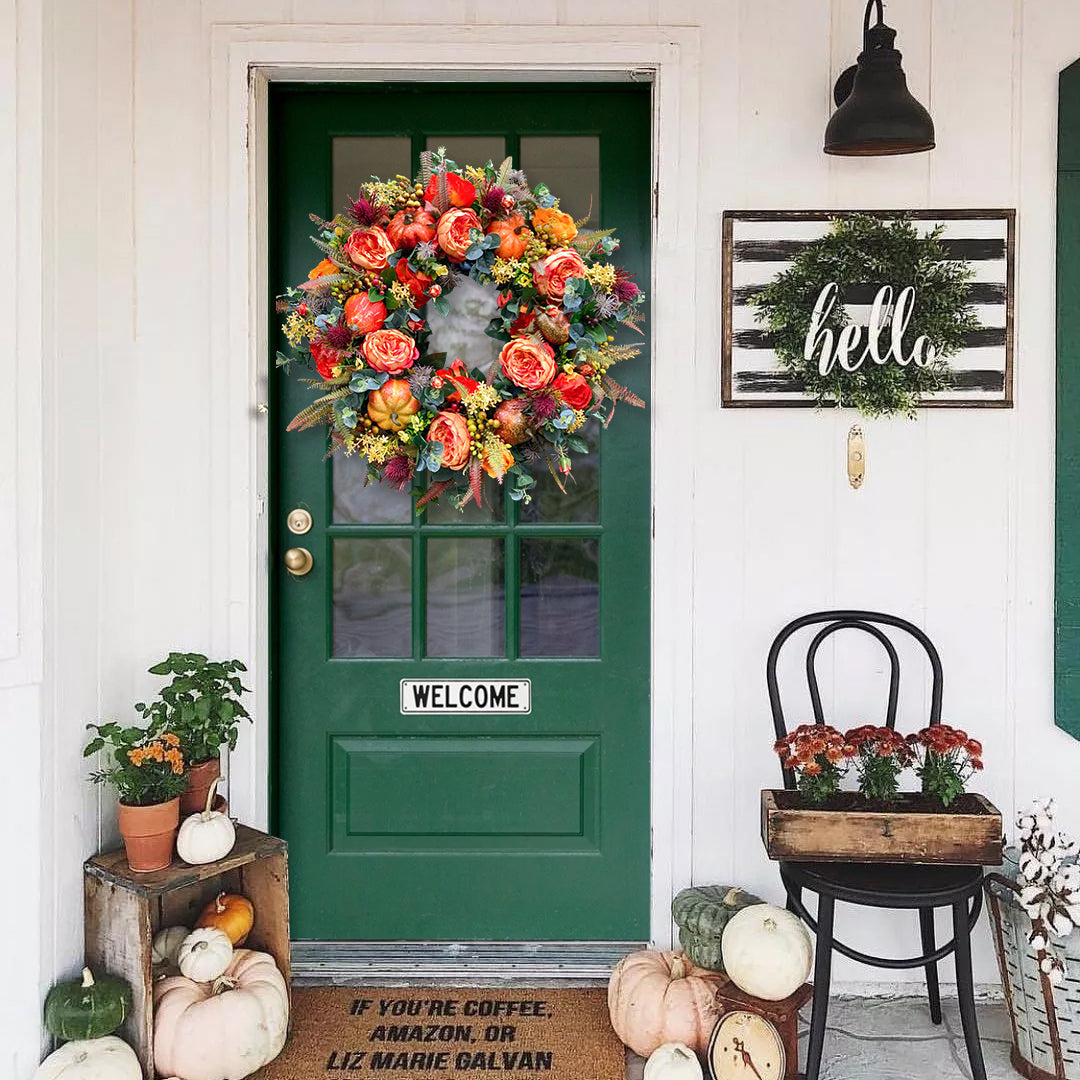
[334,452,412,524]
[427,539,505,658]
[426,483,501,523]
[520,538,599,657]
[333,538,412,657]
[519,136,600,226]
[521,421,600,524]
[424,275,502,375]
[426,136,506,170]
[332,137,412,216]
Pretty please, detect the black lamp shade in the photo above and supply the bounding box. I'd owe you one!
[824,10,935,156]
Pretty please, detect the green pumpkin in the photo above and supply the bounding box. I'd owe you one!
[44,967,132,1041]
[671,885,763,971]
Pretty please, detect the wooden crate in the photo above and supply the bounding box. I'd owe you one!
[84,824,289,1079]
[761,789,1003,865]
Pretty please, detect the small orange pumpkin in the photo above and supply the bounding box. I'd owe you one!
[486,214,531,260]
[195,892,254,946]
[367,379,420,432]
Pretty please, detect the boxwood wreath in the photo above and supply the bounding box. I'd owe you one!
[750,214,981,418]
[276,150,645,510]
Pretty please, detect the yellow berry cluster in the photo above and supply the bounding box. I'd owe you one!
[284,310,316,347]
[585,263,617,291]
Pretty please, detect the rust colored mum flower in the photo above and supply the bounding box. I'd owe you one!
[773,723,852,804]
[907,723,985,807]
[845,725,914,801]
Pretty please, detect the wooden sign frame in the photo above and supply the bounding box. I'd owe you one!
[721,209,1016,409]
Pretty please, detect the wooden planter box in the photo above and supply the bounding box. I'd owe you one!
[761,789,1004,865]
[84,824,289,1079]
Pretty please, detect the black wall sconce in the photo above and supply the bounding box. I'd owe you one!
[824,0,935,156]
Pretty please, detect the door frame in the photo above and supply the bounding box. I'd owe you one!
[208,21,701,948]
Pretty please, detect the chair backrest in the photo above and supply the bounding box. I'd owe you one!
[766,610,943,790]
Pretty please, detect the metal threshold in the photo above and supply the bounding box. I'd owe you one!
[290,941,645,986]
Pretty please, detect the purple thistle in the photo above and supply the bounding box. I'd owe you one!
[529,391,560,422]
[347,194,380,227]
[408,365,434,395]
[481,185,507,215]
[321,319,354,350]
[595,295,620,320]
[383,455,416,491]
[613,270,641,304]
[415,240,438,261]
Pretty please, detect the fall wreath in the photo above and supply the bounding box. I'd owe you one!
[750,215,980,418]
[276,150,646,509]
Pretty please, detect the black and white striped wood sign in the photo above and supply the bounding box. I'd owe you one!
[721,210,1015,408]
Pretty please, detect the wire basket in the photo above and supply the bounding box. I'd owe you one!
[986,869,1080,1080]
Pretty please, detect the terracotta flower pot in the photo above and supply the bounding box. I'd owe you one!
[181,756,221,815]
[117,797,180,872]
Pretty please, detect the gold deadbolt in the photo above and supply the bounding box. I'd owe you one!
[287,508,313,535]
[284,547,314,576]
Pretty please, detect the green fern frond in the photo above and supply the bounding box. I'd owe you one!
[286,387,350,432]
[619,310,645,336]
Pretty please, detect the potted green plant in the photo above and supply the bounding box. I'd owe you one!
[83,724,187,871]
[136,653,250,814]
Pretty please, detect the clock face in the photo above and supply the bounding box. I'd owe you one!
[707,1010,786,1080]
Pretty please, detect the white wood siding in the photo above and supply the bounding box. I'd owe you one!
[8,0,1080,1067]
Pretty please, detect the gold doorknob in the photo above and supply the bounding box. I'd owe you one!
[284,547,313,576]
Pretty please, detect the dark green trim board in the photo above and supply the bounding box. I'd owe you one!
[1057,58,1080,739]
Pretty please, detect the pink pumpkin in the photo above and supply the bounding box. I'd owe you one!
[607,949,724,1058]
[153,949,288,1080]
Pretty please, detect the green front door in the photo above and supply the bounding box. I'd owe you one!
[270,84,651,940]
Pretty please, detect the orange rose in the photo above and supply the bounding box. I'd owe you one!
[344,292,387,335]
[362,329,419,374]
[482,441,515,478]
[553,372,593,411]
[499,337,557,390]
[308,258,338,279]
[532,248,587,301]
[532,207,578,242]
[344,225,395,272]
[427,410,471,471]
[436,207,482,263]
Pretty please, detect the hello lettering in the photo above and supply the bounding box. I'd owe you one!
[804,282,937,376]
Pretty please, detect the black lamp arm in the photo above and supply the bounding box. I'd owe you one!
[863,0,885,33]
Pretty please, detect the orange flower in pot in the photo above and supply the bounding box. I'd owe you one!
[84,723,189,872]
[134,653,251,815]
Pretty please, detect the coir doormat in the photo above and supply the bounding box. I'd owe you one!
[255,987,625,1080]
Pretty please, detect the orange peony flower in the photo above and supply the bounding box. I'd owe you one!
[344,226,395,272]
[499,337,557,391]
[427,411,471,471]
[436,208,483,263]
[532,248,587,302]
[532,207,578,242]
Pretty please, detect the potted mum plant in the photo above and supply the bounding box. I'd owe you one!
[136,653,250,814]
[84,724,187,871]
[761,722,1002,865]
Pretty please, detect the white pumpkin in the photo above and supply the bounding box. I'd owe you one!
[720,903,813,1001]
[153,949,289,1080]
[34,1036,141,1080]
[177,927,233,982]
[176,779,235,865]
[643,1042,704,1080]
[152,925,191,968]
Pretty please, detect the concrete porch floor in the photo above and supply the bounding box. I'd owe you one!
[626,997,1016,1080]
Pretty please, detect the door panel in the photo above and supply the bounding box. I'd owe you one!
[270,84,651,940]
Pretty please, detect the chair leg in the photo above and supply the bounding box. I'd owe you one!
[952,898,987,1080]
[804,894,834,1080]
[786,881,802,917]
[918,907,942,1025]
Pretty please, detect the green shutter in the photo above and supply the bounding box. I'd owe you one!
[1056,58,1080,739]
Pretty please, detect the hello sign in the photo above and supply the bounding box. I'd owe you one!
[721,210,1015,408]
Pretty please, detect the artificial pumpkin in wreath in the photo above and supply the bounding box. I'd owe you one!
[607,949,724,1058]
[671,884,763,972]
[44,967,132,1041]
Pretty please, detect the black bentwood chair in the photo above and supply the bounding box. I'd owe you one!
[767,611,986,1080]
